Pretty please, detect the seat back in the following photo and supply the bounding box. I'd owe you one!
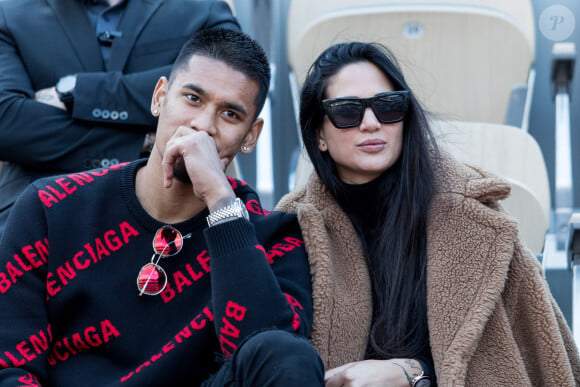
[287,0,535,124]
[293,120,550,254]
[223,0,236,15]
[432,120,550,253]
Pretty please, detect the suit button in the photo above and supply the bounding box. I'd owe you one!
[110,110,119,120]
[101,110,110,119]
[92,108,101,118]
[120,111,128,120]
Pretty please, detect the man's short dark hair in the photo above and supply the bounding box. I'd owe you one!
[170,28,271,119]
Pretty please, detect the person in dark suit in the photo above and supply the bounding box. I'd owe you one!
[0,0,239,239]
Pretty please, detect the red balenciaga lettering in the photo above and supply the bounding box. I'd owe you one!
[17,372,40,386]
[226,177,247,190]
[0,325,52,368]
[47,320,120,365]
[246,199,271,216]
[46,221,139,299]
[219,300,247,357]
[37,163,128,208]
[261,236,305,264]
[159,250,211,304]
[286,294,304,331]
[0,239,49,294]
[121,307,214,383]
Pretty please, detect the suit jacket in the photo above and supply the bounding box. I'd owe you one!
[0,0,239,236]
[277,156,580,386]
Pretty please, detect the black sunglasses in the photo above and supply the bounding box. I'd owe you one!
[322,90,409,129]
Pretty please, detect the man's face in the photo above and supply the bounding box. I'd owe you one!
[151,54,262,182]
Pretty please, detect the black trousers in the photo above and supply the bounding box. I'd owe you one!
[203,330,325,387]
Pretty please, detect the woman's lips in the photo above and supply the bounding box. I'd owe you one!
[357,139,386,152]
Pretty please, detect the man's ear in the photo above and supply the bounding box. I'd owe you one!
[240,118,264,153]
[151,76,169,115]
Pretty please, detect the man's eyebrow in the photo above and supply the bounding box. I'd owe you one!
[183,83,207,98]
[182,83,248,117]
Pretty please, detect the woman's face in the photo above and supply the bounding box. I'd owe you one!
[318,61,404,184]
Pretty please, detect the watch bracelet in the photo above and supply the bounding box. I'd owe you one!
[206,198,245,226]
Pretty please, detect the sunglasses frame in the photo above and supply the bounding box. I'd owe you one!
[137,225,191,296]
[322,90,409,129]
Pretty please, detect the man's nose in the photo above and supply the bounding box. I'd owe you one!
[189,109,217,135]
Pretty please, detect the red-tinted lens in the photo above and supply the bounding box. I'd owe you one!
[153,225,183,256]
[137,263,167,295]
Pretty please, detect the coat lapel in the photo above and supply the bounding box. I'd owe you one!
[426,159,516,383]
[46,0,104,71]
[107,0,162,71]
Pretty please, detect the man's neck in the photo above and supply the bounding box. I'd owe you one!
[135,159,208,225]
[107,0,123,7]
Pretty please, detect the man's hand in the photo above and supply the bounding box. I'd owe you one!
[325,359,422,387]
[35,87,66,110]
[162,127,235,208]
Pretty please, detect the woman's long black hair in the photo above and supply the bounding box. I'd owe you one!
[300,42,439,359]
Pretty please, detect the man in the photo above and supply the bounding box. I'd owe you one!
[0,28,323,386]
[0,0,239,239]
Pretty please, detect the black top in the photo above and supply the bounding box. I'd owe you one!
[0,160,312,386]
[335,170,436,383]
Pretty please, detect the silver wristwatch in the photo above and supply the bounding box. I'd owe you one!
[206,198,249,227]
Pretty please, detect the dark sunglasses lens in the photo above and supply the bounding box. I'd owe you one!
[138,263,167,295]
[373,94,406,123]
[328,101,363,128]
[153,226,183,256]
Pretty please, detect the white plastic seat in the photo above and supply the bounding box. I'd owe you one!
[287,0,535,124]
[223,0,236,15]
[432,120,550,254]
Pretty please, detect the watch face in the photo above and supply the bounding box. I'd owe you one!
[57,75,76,94]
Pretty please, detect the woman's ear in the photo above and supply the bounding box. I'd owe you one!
[318,132,328,152]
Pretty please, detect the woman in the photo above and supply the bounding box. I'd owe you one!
[277,41,580,386]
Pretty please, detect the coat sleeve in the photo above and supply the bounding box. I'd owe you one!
[0,185,50,386]
[71,1,240,127]
[0,8,141,170]
[203,209,313,359]
[503,242,580,386]
[0,1,239,171]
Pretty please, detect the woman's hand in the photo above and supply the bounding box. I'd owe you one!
[325,358,422,387]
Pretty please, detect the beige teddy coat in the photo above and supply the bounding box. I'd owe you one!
[276,156,580,386]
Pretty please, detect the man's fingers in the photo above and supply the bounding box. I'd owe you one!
[161,140,184,188]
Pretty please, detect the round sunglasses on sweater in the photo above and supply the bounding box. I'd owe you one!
[137,225,191,296]
[322,90,409,129]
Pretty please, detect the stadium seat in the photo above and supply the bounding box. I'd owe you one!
[224,0,236,14]
[287,0,536,125]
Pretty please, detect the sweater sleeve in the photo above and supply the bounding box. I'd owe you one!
[203,213,313,359]
[0,185,50,386]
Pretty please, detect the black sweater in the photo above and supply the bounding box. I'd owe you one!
[0,160,313,386]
